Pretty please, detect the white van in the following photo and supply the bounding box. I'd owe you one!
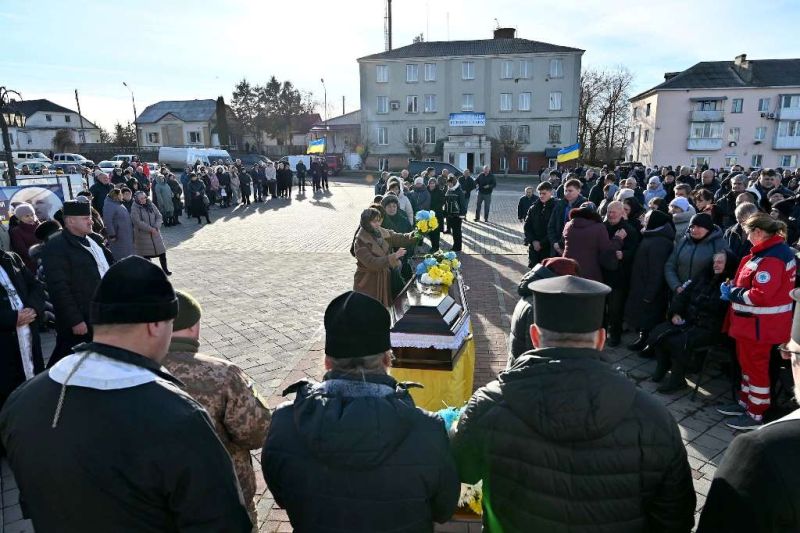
[158,147,231,169]
[112,154,139,163]
[280,155,311,174]
[12,151,51,164]
[53,153,94,166]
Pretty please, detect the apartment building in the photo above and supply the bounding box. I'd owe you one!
[627,54,800,169]
[358,28,583,173]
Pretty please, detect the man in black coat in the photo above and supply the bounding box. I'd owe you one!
[524,181,555,268]
[474,165,496,221]
[697,288,800,532]
[263,291,460,532]
[452,276,696,532]
[42,201,114,367]
[547,178,586,255]
[88,172,113,216]
[459,168,476,203]
[0,257,252,532]
[716,173,748,228]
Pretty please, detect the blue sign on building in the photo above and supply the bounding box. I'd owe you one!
[449,112,486,127]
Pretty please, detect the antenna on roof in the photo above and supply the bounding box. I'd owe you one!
[494,18,500,29]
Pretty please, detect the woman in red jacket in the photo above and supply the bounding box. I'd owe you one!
[720,213,796,430]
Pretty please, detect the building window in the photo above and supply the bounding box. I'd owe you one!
[778,120,800,137]
[781,95,800,109]
[731,98,743,113]
[500,93,512,112]
[517,125,530,144]
[755,126,767,140]
[519,92,531,111]
[691,156,711,167]
[406,127,419,144]
[406,95,418,113]
[549,58,563,78]
[462,94,474,111]
[423,94,437,113]
[689,122,723,139]
[519,60,531,79]
[406,64,419,82]
[549,124,562,143]
[724,155,738,168]
[499,125,513,140]
[751,154,763,168]
[549,92,562,111]
[518,156,529,172]
[728,127,740,142]
[644,130,649,142]
[633,107,639,119]
[779,154,797,167]
[424,126,436,144]
[376,96,389,114]
[45,114,52,122]
[462,61,475,80]
[499,156,508,171]
[645,103,651,116]
[378,127,388,145]
[376,65,388,83]
[501,60,513,79]
[698,100,721,111]
[147,132,160,143]
[65,115,71,123]
[424,63,436,81]
[189,131,202,144]
[758,98,771,112]
[378,158,389,171]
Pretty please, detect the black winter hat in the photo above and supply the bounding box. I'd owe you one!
[772,198,795,218]
[325,291,391,358]
[62,201,91,217]
[34,220,61,241]
[645,209,672,230]
[90,256,178,325]
[689,212,715,232]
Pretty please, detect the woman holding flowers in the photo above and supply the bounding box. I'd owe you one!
[381,195,415,283]
[353,207,417,307]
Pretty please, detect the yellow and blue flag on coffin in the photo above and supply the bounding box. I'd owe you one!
[556,143,580,163]
[307,138,325,154]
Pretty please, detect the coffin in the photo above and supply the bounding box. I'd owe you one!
[389,274,471,370]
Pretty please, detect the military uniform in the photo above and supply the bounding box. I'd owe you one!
[163,337,271,528]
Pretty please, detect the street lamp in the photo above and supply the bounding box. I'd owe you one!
[0,86,24,186]
[320,78,327,122]
[122,82,140,150]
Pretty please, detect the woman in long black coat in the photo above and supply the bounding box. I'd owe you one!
[602,201,641,347]
[0,250,46,418]
[624,209,675,350]
[186,173,211,224]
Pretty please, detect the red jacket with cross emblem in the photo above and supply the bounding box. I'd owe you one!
[727,234,796,343]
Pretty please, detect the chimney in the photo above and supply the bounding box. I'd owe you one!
[664,72,679,81]
[734,53,752,83]
[493,27,516,39]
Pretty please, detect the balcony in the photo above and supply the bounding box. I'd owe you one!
[690,110,724,122]
[777,107,800,120]
[687,138,723,151]
[774,136,800,149]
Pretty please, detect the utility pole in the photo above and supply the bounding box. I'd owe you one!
[74,89,86,144]
[122,82,139,150]
[320,78,327,122]
[342,95,345,116]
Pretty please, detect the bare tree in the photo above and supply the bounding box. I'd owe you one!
[405,138,425,160]
[490,126,522,173]
[578,66,633,164]
[52,129,77,153]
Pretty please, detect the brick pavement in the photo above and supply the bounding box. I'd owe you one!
[1,179,746,532]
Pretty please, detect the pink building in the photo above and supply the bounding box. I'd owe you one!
[627,54,800,170]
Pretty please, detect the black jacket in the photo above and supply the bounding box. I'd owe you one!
[459,174,476,194]
[624,223,676,331]
[698,411,800,533]
[517,195,536,220]
[602,219,641,289]
[547,194,586,250]
[452,347,696,533]
[507,265,554,363]
[89,181,113,215]
[724,223,753,264]
[0,342,251,533]
[41,230,114,332]
[475,172,496,195]
[524,198,555,247]
[444,185,467,217]
[668,268,730,333]
[715,190,741,229]
[263,372,460,532]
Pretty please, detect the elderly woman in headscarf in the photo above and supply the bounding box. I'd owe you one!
[644,176,667,205]
[9,203,41,273]
[352,206,417,307]
[130,191,171,276]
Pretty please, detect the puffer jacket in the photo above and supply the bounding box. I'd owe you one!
[507,266,555,365]
[263,372,460,533]
[451,347,696,533]
[664,226,725,291]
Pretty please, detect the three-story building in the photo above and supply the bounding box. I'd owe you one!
[358,28,583,173]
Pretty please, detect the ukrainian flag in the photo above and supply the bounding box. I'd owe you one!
[307,138,325,154]
[556,143,580,163]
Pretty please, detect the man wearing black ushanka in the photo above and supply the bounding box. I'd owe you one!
[451,275,696,532]
[0,256,252,533]
[263,290,460,532]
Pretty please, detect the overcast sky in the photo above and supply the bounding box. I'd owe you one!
[3,0,798,130]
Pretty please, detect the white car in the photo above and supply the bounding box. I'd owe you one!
[112,154,139,163]
[53,153,95,166]
[12,151,51,164]
[146,162,161,175]
[97,160,122,173]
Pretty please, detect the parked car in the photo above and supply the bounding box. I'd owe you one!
[236,154,271,167]
[406,160,463,178]
[324,155,343,176]
[12,151,51,164]
[112,154,139,163]
[146,162,161,175]
[15,161,52,175]
[97,160,122,173]
[53,153,94,166]
[50,162,88,174]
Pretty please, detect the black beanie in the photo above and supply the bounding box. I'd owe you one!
[90,256,178,325]
[646,209,672,230]
[772,198,795,218]
[689,212,715,232]
[34,220,61,241]
[325,291,391,358]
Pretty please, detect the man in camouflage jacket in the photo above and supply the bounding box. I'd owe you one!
[162,290,271,528]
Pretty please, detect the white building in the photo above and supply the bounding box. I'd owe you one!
[627,54,800,170]
[358,28,583,173]
[3,99,101,152]
[136,99,239,148]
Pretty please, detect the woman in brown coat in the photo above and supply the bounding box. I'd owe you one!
[562,205,626,282]
[131,191,171,275]
[353,207,416,307]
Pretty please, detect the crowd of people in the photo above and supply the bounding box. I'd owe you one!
[516,163,799,430]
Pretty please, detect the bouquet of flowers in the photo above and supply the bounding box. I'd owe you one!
[414,251,461,287]
[437,405,483,516]
[414,210,439,237]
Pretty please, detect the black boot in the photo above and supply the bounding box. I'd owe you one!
[606,328,621,348]
[657,356,688,393]
[651,348,670,383]
[627,330,649,351]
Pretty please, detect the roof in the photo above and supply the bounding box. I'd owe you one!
[137,99,218,123]
[310,110,361,131]
[6,99,77,117]
[292,113,322,133]
[631,58,800,101]
[358,38,583,61]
